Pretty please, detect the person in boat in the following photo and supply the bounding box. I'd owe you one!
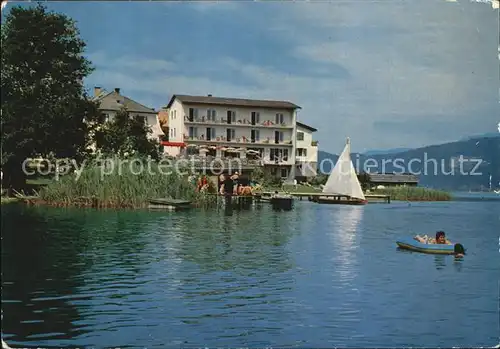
[414,231,452,245]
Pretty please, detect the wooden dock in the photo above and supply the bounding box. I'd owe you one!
[260,192,391,203]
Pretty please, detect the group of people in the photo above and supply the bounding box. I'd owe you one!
[219,172,253,196]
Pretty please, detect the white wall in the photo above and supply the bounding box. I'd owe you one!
[101,110,163,141]
[163,99,185,156]
[183,125,293,144]
[179,103,295,127]
[295,124,318,178]
[295,125,318,163]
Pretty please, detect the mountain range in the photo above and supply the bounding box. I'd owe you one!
[318,134,500,191]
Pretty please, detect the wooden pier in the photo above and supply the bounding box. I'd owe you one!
[260,192,391,203]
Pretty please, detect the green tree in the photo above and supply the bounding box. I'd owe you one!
[94,108,161,160]
[1,4,99,189]
[357,171,372,191]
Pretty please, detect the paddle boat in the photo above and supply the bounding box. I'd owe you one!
[396,237,465,255]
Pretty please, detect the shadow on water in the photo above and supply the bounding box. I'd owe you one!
[434,255,446,270]
[1,204,163,346]
[1,204,89,342]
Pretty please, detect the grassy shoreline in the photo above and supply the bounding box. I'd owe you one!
[16,159,217,209]
[263,184,451,201]
[369,187,451,201]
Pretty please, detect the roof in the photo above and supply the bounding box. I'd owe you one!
[166,94,301,110]
[94,90,156,114]
[296,122,317,132]
[369,173,419,183]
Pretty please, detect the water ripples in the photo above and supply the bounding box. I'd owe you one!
[2,202,499,348]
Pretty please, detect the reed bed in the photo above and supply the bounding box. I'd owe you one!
[34,158,217,209]
[371,186,451,201]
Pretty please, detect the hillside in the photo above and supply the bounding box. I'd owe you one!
[318,135,500,191]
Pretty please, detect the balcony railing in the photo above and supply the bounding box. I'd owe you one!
[184,135,293,146]
[184,115,292,128]
[168,155,294,168]
[174,156,263,169]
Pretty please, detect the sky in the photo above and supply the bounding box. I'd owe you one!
[2,0,499,153]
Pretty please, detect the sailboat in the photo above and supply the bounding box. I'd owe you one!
[316,137,368,205]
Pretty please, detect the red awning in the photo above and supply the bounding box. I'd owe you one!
[161,141,186,147]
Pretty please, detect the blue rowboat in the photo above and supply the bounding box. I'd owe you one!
[396,237,457,255]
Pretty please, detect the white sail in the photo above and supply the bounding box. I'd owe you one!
[322,137,366,200]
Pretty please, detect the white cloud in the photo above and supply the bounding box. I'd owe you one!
[86,0,498,151]
[88,51,176,74]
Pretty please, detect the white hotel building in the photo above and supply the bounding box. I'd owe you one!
[163,94,317,180]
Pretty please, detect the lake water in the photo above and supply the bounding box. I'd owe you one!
[2,195,499,348]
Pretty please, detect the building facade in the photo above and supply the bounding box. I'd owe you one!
[163,94,302,179]
[295,122,319,181]
[93,87,165,142]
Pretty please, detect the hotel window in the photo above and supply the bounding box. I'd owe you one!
[270,148,288,161]
[227,110,236,124]
[207,109,217,121]
[251,111,260,125]
[280,168,288,178]
[174,110,177,119]
[251,129,260,143]
[188,127,198,139]
[296,131,304,141]
[274,131,284,144]
[206,127,216,141]
[188,108,198,121]
[275,113,284,125]
[296,148,307,157]
[226,128,236,141]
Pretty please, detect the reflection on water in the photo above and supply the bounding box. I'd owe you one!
[327,206,364,283]
[434,255,446,270]
[2,201,499,348]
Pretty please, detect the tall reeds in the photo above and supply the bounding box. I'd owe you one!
[36,157,217,208]
[371,186,451,201]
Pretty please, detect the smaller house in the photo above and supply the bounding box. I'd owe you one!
[93,87,165,142]
[295,121,318,181]
[368,173,419,188]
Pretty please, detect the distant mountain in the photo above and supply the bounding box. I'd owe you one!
[318,136,500,191]
[363,148,413,156]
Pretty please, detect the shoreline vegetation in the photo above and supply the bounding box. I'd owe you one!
[2,167,453,208]
[267,184,452,202]
[7,159,218,209]
[368,187,451,201]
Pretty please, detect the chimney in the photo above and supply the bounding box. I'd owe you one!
[114,88,121,94]
[94,86,102,97]
[207,94,212,97]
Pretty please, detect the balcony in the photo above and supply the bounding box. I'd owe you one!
[263,158,294,166]
[184,135,293,147]
[174,155,263,170]
[184,115,293,129]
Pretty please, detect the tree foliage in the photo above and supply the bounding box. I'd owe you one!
[94,108,162,160]
[1,4,99,188]
[357,171,371,191]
